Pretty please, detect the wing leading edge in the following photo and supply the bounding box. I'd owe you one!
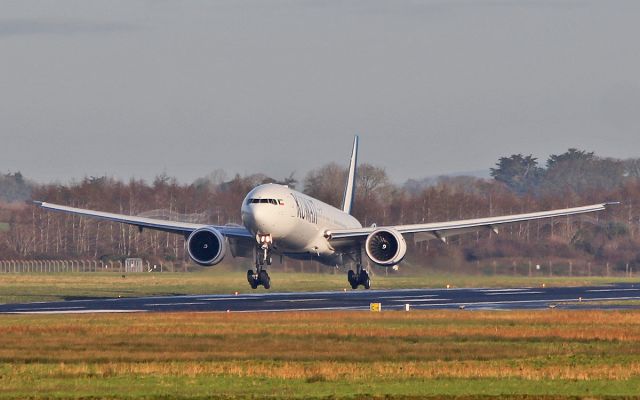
[34,201,253,239]
[327,202,616,242]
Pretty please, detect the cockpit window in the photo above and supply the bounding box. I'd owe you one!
[246,198,278,205]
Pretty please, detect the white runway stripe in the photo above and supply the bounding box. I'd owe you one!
[391,298,451,302]
[6,309,145,314]
[484,291,543,296]
[265,298,327,303]
[406,296,640,308]
[378,294,439,299]
[14,306,85,311]
[232,306,369,313]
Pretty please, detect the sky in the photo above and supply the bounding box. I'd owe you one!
[1,0,639,185]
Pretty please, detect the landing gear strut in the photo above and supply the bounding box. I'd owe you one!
[248,234,273,289]
[347,249,371,289]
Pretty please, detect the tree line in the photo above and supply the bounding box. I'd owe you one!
[1,149,639,273]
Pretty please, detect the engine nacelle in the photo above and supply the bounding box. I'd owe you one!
[186,227,227,266]
[365,228,407,266]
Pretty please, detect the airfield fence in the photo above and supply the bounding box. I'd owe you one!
[0,259,165,273]
[0,258,636,277]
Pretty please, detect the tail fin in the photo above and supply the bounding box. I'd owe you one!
[341,135,358,215]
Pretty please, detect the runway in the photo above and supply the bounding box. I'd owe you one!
[2,283,640,314]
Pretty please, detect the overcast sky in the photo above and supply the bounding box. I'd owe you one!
[1,0,639,184]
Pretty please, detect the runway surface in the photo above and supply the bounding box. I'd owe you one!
[2,283,640,314]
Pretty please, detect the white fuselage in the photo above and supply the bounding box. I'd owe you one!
[240,184,361,265]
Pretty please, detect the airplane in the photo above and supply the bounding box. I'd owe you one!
[34,136,615,290]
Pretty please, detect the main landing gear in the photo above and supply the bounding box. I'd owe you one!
[247,268,270,289]
[248,234,273,289]
[347,265,370,290]
[347,249,370,289]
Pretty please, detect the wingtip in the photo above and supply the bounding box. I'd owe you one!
[31,200,44,206]
[604,201,621,206]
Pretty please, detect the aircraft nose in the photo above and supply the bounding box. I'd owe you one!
[249,205,276,233]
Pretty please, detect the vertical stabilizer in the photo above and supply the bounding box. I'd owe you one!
[341,135,358,215]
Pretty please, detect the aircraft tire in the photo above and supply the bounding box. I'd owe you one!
[259,270,271,289]
[348,270,359,289]
[359,270,371,290]
[248,269,259,289]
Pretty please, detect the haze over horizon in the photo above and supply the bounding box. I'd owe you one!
[1,1,639,185]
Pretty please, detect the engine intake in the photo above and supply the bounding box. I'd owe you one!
[187,227,226,266]
[365,228,407,266]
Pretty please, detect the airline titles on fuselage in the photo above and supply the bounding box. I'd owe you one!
[291,193,318,224]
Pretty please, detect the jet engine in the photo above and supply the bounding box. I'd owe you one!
[186,227,227,266]
[365,228,407,266]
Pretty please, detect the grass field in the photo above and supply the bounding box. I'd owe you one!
[1,310,640,399]
[0,222,9,232]
[0,269,638,304]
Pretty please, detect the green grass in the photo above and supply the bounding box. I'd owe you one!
[0,268,637,304]
[0,222,9,232]
[1,374,639,399]
[1,311,640,399]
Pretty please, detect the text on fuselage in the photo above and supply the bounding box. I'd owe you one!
[291,194,318,224]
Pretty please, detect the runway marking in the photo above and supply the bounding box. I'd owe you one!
[391,298,451,303]
[145,302,208,307]
[378,294,439,299]
[405,296,640,308]
[14,306,85,311]
[477,288,531,292]
[232,306,369,313]
[6,309,145,314]
[265,298,327,303]
[203,297,261,301]
[586,289,640,292]
[484,291,543,296]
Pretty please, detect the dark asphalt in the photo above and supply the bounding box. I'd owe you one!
[2,283,640,314]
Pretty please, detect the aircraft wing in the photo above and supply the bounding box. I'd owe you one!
[327,202,615,243]
[34,201,253,239]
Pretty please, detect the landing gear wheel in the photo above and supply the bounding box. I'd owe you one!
[247,270,258,289]
[249,278,259,289]
[347,270,358,289]
[259,270,271,289]
[359,270,371,290]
